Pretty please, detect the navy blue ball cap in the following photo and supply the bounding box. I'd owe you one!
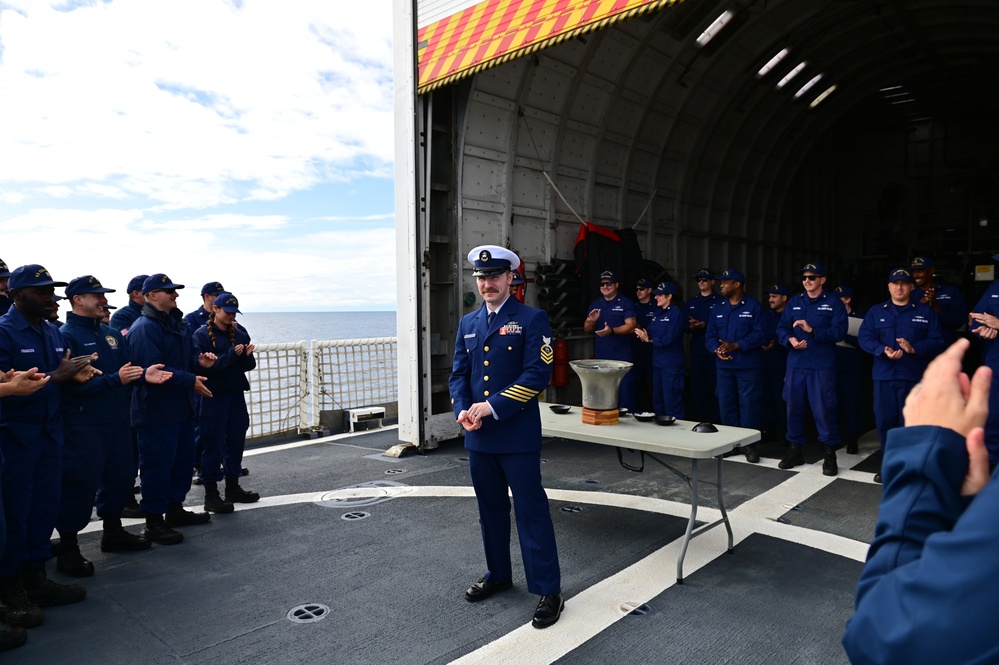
[910,256,934,269]
[889,268,914,283]
[201,281,225,296]
[0,259,9,279]
[8,264,68,290]
[468,245,520,276]
[719,268,745,282]
[768,282,790,296]
[106,304,118,310]
[695,268,715,280]
[214,292,242,313]
[834,285,854,298]
[636,278,653,289]
[65,275,115,299]
[799,262,826,277]
[652,281,678,296]
[127,274,149,293]
[143,274,185,294]
[598,270,619,283]
[510,269,525,286]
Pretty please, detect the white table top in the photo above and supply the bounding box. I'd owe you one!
[540,405,760,459]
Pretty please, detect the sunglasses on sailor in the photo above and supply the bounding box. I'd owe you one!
[801,275,820,282]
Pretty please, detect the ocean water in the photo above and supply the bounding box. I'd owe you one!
[236,311,397,345]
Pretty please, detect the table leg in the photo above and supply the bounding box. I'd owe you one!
[717,456,734,553]
[676,458,699,584]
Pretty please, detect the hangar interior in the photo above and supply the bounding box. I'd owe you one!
[413,0,999,445]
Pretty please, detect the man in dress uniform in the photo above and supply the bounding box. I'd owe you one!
[109,274,148,335]
[450,245,563,629]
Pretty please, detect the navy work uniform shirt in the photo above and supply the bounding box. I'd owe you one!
[858,300,945,381]
[647,304,685,371]
[686,292,721,358]
[777,291,848,368]
[59,312,131,425]
[587,295,636,361]
[705,296,768,369]
[182,306,211,338]
[109,299,142,335]
[127,304,200,427]
[192,322,256,395]
[914,282,967,341]
[0,306,67,431]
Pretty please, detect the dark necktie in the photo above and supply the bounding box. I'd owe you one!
[487,311,496,329]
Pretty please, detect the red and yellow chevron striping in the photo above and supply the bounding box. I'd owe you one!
[417,0,680,93]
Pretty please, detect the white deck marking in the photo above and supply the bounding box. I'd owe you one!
[79,433,876,662]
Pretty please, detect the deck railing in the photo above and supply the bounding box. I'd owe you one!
[246,338,398,439]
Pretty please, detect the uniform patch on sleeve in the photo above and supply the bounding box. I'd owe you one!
[541,335,554,364]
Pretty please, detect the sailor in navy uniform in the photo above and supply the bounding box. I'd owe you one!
[686,268,722,422]
[859,269,946,481]
[834,285,868,454]
[968,252,999,466]
[449,245,563,629]
[777,262,848,476]
[109,274,148,335]
[0,260,11,316]
[909,256,967,344]
[705,269,767,463]
[182,281,225,335]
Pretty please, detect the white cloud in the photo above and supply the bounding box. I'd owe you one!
[0,0,395,208]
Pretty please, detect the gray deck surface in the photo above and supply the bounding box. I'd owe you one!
[10,425,881,664]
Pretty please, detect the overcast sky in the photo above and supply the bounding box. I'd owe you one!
[0,0,396,312]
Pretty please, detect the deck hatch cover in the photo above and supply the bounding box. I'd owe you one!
[287,603,331,623]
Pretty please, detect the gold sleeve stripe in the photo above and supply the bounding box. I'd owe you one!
[501,385,541,402]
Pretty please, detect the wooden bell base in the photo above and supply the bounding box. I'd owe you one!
[581,407,619,426]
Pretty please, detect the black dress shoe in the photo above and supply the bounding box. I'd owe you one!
[464,577,513,602]
[743,444,760,464]
[532,593,564,629]
[873,472,882,484]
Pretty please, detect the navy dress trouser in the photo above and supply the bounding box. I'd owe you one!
[467,449,560,596]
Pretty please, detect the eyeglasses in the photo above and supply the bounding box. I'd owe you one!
[801,275,820,282]
[600,282,614,287]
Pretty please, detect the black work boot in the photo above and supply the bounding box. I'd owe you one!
[778,445,805,469]
[822,448,839,476]
[164,503,211,527]
[844,432,859,455]
[141,513,184,546]
[0,576,43,628]
[101,518,151,552]
[743,444,760,464]
[0,623,26,651]
[121,495,144,519]
[225,476,260,504]
[55,534,94,578]
[203,482,234,514]
[20,562,86,607]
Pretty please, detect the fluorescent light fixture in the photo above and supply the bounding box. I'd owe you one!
[879,85,903,92]
[890,98,915,105]
[696,10,734,47]
[809,85,837,108]
[776,61,807,89]
[794,73,824,99]
[757,48,790,78]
